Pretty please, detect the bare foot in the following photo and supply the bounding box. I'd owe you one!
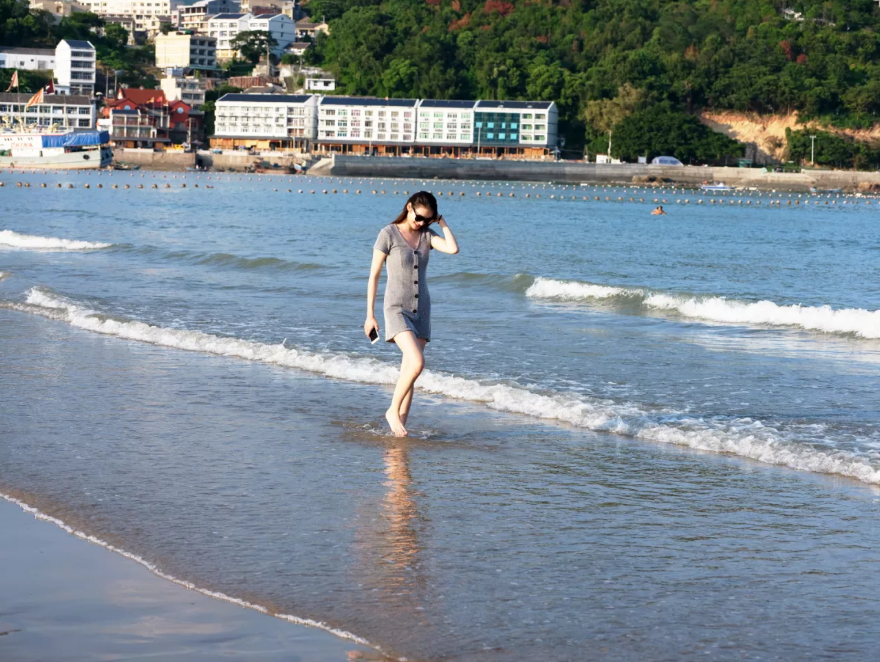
[385,408,408,437]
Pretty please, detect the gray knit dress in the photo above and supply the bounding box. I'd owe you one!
[374,223,440,343]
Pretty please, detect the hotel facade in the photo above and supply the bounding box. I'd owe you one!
[212,93,318,150]
[211,94,558,157]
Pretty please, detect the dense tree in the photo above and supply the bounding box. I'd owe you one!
[231,30,279,65]
[301,0,880,155]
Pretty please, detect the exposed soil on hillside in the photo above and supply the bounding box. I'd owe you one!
[699,111,880,164]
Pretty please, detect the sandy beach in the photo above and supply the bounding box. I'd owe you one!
[0,497,382,661]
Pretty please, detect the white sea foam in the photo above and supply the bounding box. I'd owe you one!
[525,277,644,301]
[526,277,880,339]
[0,229,111,251]
[0,271,7,281]
[5,287,880,486]
[0,491,383,653]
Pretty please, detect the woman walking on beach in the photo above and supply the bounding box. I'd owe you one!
[365,191,459,437]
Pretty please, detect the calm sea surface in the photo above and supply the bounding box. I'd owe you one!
[1,170,880,661]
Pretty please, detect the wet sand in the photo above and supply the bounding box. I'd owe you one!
[0,497,382,662]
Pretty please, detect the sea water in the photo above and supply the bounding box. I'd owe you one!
[1,171,879,660]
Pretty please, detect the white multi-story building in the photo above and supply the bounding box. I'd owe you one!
[207,13,252,61]
[317,97,416,150]
[206,12,296,60]
[248,13,297,56]
[77,0,182,33]
[416,99,475,145]
[0,92,95,130]
[304,77,334,92]
[0,46,56,72]
[55,39,96,96]
[212,93,317,149]
[155,33,217,69]
[173,0,239,33]
[160,71,207,106]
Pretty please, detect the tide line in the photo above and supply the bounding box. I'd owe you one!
[0,491,386,654]
[0,229,112,251]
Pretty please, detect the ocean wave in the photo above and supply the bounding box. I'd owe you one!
[526,277,880,339]
[119,246,324,272]
[0,492,383,654]
[0,271,7,281]
[4,287,880,486]
[0,229,112,251]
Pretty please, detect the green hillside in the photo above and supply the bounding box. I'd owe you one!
[303,0,880,162]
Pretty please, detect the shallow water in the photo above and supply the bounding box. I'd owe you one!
[1,171,880,660]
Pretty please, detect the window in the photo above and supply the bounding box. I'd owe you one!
[446,134,455,140]
[501,122,506,129]
[487,132,494,139]
[391,111,398,118]
[487,122,494,128]
[535,124,545,131]
[339,109,347,116]
[522,124,532,131]
[510,122,518,129]
[475,121,482,128]
[432,133,441,139]
[433,112,442,117]
[325,109,335,116]
[78,118,90,127]
[338,131,347,137]
[433,122,442,129]
[510,133,517,140]
[420,112,429,118]
[535,114,546,120]
[499,133,505,140]
[352,109,360,116]
[364,130,372,138]
[419,133,428,139]
[365,110,373,116]
[523,113,532,119]
[534,135,544,141]
[404,112,412,118]
[390,123,399,130]
[364,120,372,127]
[460,134,469,140]
[351,129,360,137]
[378,122,386,130]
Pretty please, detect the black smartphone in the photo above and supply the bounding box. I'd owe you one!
[368,327,379,344]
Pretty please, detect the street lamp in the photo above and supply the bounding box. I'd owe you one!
[809,134,817,166]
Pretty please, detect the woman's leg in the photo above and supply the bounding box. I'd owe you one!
[399,338,427,425]
[385,331,425,437]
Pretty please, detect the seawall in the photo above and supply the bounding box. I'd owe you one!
[111,149,310,173]
[323,155,880,191]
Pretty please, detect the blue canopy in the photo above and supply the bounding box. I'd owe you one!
[41,131,109,148]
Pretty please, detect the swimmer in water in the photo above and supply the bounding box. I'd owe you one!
[651,206,667,215]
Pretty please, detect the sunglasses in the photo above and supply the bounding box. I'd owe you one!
[413,211,435,224]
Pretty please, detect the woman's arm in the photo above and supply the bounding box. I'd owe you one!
[430,217,459,254]
[365,249,386,337]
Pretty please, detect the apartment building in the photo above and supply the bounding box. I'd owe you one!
[160,71,207,106]
[55,39,96,96]
[416,99,476,146]
[206,12,296,60]
[315,97,417,155]
[0,46,56,72]
[0,92,95,130]
[174,0,240,33]
[473,100,557,156]
[77,0,181,33]
[249,13,296,56]
[154,33,217,69]
[207,13,251,61]
[212,93,317,150]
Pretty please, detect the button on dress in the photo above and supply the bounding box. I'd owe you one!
[374,223,440,343]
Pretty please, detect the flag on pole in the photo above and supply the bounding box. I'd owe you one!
[45,80,55,94]
[25,88,44,109]
[6,71,18,92]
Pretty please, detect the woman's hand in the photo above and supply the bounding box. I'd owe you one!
[364,316,380,338]
[436,215,447,228]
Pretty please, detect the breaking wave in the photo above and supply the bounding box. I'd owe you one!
[526,277,880,339]
[0,230,112,251]
[4,286,880,486]
[117,246,324,272]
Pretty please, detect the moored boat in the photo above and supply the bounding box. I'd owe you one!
[0,130,112,169]
[700,181,736,192]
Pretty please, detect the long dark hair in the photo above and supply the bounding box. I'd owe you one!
[393,191,438,228]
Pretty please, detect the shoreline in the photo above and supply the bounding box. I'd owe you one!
[103,148,880,191]
[0,492,387,662]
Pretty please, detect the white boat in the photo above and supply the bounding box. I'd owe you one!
[700,182,736,192]
[0,130,112,169]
